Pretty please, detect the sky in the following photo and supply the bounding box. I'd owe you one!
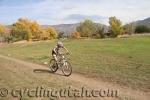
[0,0,150,25]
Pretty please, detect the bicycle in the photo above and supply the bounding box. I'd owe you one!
[48,53,72,76]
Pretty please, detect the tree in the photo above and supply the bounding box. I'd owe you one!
[95,26,105,38]
[39,27,57,40]
[0,24,7,34]
[135,25,150,33]
[39,29,49,40]
[123,23,135,35]
[0,23,9,42]
[25,30,32,41]
[10,18,43,41]
[71,32,81,38]
[76,19,97,37]
[46,27,57,39]
[11,18,32,41]
[58,31,65,39]
[109,16,123,37]
[30,21,40,39]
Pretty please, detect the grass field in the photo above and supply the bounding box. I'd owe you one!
[0,35,150,92]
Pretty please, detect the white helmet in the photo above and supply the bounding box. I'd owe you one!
[57,41,63,47]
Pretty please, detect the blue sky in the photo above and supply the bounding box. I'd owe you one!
[0,0,150,25]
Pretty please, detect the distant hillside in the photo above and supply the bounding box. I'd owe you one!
[41,23,79,35]
[53,23,79,35]
[135,17,150,27]
[41,23,108,35]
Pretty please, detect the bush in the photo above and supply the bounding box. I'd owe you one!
[71,32,81,38]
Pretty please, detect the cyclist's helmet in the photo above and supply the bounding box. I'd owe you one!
[57,41,63,47]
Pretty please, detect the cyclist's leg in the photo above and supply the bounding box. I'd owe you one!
[52,54,58,66]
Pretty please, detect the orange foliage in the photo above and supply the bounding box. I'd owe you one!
[71,32,80,38]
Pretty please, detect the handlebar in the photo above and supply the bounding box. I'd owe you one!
[59,52,70,56]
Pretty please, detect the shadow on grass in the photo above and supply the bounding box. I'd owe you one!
[33,69,65,76]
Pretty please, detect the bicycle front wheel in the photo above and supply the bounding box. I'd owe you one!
[61,61,72,76]
[49,59,58,73]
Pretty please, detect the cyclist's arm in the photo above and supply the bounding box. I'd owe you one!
[53,47,57,53]
[63,46,69,53]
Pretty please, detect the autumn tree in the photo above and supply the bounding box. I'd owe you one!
[39,27,57,40]
[0,23,10,42]
[38,29,49,40]
[11,18,32,41]
[45,27,57,39]
[71,31,81,38]
[0,23,7,36]
[76,19,97,37]
[109,16,123,37]
[30,21,40,39]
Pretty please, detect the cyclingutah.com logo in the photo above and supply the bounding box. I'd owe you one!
[0,86,119,99]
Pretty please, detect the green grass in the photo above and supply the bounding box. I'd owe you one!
[0,35,150,92]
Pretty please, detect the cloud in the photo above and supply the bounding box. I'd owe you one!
[64,14,108,24]
[66,14,106,20]
[0,0,150,25]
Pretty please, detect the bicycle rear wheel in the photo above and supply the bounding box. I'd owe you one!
[61,61,72,76]
[49,59,58,73]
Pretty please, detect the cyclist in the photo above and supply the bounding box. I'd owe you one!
[51,41,69,65]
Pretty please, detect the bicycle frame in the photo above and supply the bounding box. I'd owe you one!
[49,53,72,76]
[58,54,67,67]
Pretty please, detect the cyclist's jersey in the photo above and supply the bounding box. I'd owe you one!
[52,45,63,55]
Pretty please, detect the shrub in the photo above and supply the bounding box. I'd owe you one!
[71,32,81,38]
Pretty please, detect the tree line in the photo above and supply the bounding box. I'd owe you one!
[0,17,150,43]
[0,18,57,42]
[74,17,150,38]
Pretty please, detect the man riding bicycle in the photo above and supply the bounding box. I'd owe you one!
[50,41,72,76]
[51,41,69,65]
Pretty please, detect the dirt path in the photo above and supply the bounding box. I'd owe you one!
[0,55,149,100]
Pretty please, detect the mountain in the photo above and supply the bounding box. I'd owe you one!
[41,23,108,35]
[41,23,79,35]
[134,17,150,27]
[53,23,79,34]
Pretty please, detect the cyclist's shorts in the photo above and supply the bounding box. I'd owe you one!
[51,50,57,59]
